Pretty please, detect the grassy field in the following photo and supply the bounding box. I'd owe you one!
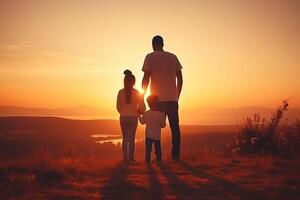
[0,117,299,199]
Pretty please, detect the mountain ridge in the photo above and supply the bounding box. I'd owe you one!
[0,105,299,125]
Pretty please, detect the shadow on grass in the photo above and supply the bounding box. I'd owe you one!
[146,163,164,200]
[101,161,267,200]
[101,162,130,200]
[157,162,207,199]
[101,162,147,200]
[178,162,267,200]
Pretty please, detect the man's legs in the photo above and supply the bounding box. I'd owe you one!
[159,101,181,160]
[145,137,153,162]
[168,103,180,160]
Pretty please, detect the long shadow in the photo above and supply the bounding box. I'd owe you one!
[156,162,205,199]
[146,163,164,200]
[101,162,132,200]
[101,162,149,200]
[178,162,268,200]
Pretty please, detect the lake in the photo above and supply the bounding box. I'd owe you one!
[91,134,143,145]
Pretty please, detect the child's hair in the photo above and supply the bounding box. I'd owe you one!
[146,95,159,108]
[123,69,135,104]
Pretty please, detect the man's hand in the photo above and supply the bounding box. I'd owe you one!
[139,115,146,125]
[176,70,183,99]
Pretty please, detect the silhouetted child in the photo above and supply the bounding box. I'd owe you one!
[139,95,166,162]
[117,70,145,162]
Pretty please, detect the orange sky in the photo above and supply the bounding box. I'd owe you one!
[0,0,300,123]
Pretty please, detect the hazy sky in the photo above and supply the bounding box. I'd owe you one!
[0,0,300,123]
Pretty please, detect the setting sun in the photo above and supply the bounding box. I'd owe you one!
[0,1,299,199]
[0,0,300,124]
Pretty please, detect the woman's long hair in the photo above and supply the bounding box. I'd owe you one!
[123,69,135,104]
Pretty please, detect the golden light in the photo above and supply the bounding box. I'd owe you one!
[138,88,145,95]
[0,0,300,124]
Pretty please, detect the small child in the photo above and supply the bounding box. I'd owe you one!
[117,70,145,162]
[139,95,166,162]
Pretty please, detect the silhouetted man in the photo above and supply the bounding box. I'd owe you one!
[142,35,183,160]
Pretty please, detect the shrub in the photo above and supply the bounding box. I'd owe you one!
[231,100,300,156]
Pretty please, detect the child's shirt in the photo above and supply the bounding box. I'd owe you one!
[116,88,145,116]
[139,110,166,140]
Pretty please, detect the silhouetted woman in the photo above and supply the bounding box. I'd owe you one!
[117,70,145,162]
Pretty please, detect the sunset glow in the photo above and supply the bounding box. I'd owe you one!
[1,0,300,124]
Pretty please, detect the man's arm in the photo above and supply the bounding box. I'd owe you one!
[142,71,151,93]
[138,93,146,114]
[176,70,183,99]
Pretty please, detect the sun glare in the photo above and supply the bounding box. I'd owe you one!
[138,88,145,94]
[137,87,151,102]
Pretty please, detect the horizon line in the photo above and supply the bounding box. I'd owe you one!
[1,104,300,110]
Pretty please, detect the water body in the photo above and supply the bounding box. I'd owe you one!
[90,134,143,145]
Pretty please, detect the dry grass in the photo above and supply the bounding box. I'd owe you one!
[0,111,299,199]
[231,100,300,156]
[0,146,299,199]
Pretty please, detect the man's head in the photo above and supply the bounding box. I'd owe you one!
[152,35,164,51]
[146,95,159,110]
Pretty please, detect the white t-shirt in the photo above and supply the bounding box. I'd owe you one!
[117,88,145,116]
[142,51,182,101]
[139,110,166,140]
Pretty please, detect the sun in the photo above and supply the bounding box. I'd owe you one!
[138,88,145,94]
[137,87,151,99]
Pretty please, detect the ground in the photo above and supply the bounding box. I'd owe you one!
[1,155,299,200]
[0,121,299,200]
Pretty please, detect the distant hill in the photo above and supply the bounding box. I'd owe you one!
[0,116,119,135]
[0,116,236,136]
[183,106,300,125]
[0,105,110,117]
[0,105,299,125]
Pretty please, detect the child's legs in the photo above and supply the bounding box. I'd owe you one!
[127,117,138,160]
[120,117,129,160]
[145,137,153,162]
[154,140,162,160]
